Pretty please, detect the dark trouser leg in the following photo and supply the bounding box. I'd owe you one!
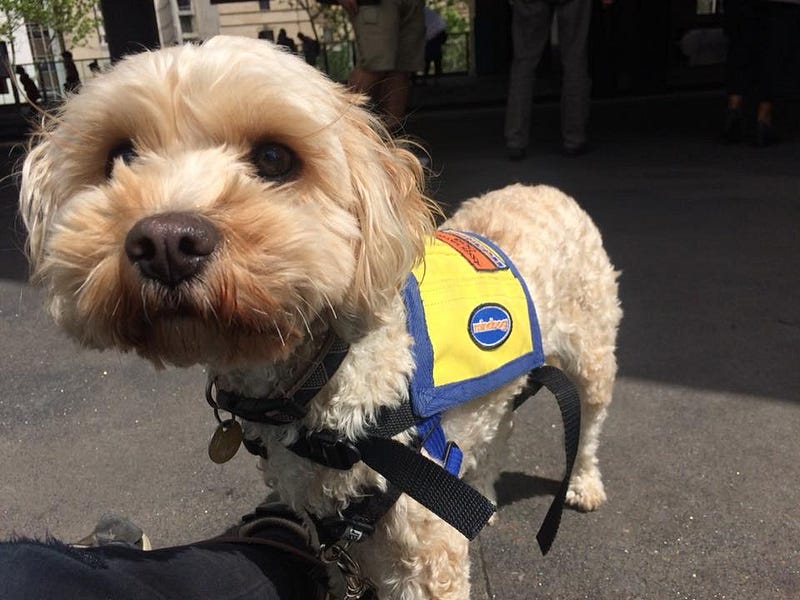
[0,538,323,600]
[505,0,553,150]
[557,0,592,149]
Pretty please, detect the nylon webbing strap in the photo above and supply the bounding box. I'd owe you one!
[356,436,496,540]
[525,365,581,555]
[365,402,417,438]
[283,365,581,554]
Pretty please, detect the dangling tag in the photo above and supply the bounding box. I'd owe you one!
[208,419,243,464]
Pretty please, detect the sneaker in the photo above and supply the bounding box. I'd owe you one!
[506,146,526,161]
[754,120,779,147]
[721,107,744,144]
[234,502,312,551]
[73,513,151,550]
[561,142,590,157]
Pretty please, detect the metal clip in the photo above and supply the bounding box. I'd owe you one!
[320,543,377,600]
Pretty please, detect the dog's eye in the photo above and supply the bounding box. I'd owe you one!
[105,141,138,178]
[250,142,296,181]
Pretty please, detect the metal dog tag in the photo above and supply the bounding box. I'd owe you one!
[208,419,243,464]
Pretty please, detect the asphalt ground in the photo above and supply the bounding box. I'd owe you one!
[1,91,798,599]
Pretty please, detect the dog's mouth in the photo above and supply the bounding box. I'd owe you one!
[109,265,312,367]
[141,285,203,319]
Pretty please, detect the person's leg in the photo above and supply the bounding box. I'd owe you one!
[557,0,593,151]
[378,71,413,131]
[387,0,425,130]
[349,1,400,115]
[0,538,325,600]
[754,0,795,145]
[723,0,754,108]
[504,0,553,155]
[348,66,384,101]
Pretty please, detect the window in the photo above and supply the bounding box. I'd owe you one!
[696,0,721,15]
[259,0,271,10]
[179,15,195,33]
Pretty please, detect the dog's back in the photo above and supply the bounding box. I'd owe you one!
[443,183,622,511]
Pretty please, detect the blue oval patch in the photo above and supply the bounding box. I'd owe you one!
[468,304,512,349]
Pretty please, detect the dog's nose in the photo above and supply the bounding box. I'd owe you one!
[125,212,219,286]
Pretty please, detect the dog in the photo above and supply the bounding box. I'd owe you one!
[19,36,621,600]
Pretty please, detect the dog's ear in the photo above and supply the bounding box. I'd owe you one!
[342,113,439,328]
[19,134,58,279]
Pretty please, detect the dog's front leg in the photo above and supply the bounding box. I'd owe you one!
[353,496,471,600]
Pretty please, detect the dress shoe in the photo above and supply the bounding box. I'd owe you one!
[507,146,526,161]
[561,142,590,157]
[721,108,744,144]
[754,120,778,147]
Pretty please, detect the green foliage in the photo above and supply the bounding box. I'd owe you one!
[427,0,469,33]
[281,0,472,77]
[427,1,471,74]
[0,0,33,48]
[30,0,101,47]
[285,0,353,79]
[0,0,101,51]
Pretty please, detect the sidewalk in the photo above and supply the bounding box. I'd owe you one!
[1,91,798,599]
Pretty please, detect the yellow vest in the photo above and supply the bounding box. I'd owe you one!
[404,230,544,418]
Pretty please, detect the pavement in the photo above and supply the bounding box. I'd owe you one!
[1,90,799,599]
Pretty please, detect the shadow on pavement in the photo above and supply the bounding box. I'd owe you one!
[494,471,561,509]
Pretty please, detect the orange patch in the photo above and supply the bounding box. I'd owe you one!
[434,230,507,271]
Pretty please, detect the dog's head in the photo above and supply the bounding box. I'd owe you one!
[20,36,436,368]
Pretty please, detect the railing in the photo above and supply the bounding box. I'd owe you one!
[2,57,113,106]
[317,31,470,82]
[2,33,471,106]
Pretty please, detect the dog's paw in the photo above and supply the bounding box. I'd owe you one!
[566,473,606,512]
[487,512,499,526]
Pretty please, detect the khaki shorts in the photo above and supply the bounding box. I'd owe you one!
[353,0,425,72]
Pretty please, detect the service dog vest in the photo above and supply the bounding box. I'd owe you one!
[403,229,545,429]
[233,229,577,552]
[212,230,580,554]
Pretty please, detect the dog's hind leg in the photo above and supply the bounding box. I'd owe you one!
[564,345,617,512]
[460,406,515,524]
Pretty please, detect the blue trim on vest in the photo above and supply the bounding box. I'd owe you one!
[417,414,463,476]
[404,232,545,420]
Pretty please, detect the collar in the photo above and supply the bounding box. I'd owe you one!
[206,331,350,425]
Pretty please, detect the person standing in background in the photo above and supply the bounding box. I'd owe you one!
[15,66,40,106]
[340,0,426,134]
[505,0,605,159]
[722,0,800,146]
[276,29,298,54]
[62,51,81,94]
[424,6,448,82]
[297,32,321,66]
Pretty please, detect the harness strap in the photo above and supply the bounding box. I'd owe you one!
[358,437,495,540]
[349,365,580,553]
[311,484,403,547]
[523,365,581,555]
[252,365,581,554]
[210,333,350,425]
[287,429,496,540]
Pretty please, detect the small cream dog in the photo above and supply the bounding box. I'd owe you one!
[20,37,621,599]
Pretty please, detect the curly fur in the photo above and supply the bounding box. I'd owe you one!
[19,36,621,599]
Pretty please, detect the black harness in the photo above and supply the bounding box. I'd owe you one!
[206,333,581,557]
